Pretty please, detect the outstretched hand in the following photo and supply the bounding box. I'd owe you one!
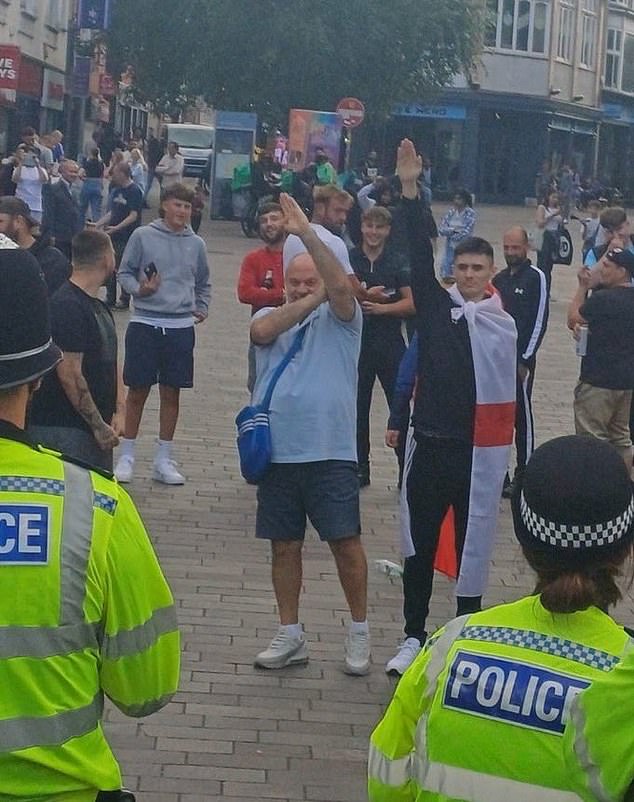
[280,193,310,237]
[396,139,422,189]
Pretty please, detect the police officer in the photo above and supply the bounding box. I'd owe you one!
[0,248,180,800]
[369,434,634,801]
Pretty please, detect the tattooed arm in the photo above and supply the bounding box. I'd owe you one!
[55,352,119,450]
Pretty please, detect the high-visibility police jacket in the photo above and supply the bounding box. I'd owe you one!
[0,422,180,801]
[563,646,634,801]
[369,596,631,802]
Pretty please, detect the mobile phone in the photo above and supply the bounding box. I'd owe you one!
[22,152,36,168]
[144,262,158,280]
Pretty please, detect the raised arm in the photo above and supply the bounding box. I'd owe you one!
[396,140,438,313]
[279,192,356,322]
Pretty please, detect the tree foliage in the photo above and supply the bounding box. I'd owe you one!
[109,0,485,123]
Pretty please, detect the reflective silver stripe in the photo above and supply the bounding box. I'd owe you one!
[569,698,614,802]
[368,745,410,787]
[114,692,174,718]
[415,615,470,759]
[411,757,584,802]
[0,622,98,659]
[0,338,54,361]
[60,463,95,626]
[0,692,102,752]
[102,605,178,660]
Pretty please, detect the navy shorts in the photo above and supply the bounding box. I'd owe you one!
[256,460,361,542]
[123,322,195,388]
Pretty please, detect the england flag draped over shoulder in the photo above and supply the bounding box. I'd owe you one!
[78,0,111,29]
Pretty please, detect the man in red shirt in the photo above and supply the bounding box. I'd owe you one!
[237,202,286,390]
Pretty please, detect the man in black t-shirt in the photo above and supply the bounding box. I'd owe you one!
[29,230,123,469]
[570,247,634,468]
[350,205,415,487]
[94,162,143,308]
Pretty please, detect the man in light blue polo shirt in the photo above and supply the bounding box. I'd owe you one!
[250,192,370,676]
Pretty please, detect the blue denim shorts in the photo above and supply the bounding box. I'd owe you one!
[123,322,195,388]
[256,460,361,542]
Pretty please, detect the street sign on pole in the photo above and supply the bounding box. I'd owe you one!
[336,97,365,128]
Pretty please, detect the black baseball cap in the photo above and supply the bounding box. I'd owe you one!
[605,247,634,275]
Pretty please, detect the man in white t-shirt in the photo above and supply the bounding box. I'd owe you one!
[155,141,185,188]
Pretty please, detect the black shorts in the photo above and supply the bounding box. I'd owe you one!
[256,460,361,542]
[123,322,195,388]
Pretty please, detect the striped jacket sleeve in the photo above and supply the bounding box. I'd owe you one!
[519,266,549,364]
[99,488,180,716]
[368,643,434,801]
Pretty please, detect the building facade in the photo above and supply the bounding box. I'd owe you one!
[0,0,71,155]
[365,0,633,204]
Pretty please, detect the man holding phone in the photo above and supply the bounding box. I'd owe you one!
[115,183,211,485]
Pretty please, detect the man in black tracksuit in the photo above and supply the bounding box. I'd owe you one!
[492,226,548,496]
[350,205,415,487]
[384,140,517,677]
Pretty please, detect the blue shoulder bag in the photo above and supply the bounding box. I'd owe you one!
[235,325,308,484]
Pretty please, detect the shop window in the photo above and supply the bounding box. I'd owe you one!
[605,28,622,89]
[488,0,550,54]
[623,34,634,93]
[557,1,574,62]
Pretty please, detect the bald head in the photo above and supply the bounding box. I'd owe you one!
[503,226,529,270]
[285,253,324,303]
[59,159,80,183]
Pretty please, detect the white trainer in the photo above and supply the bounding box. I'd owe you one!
[386,637,422,676]
[152,458,185,485]
[254,628,309,669]
[344,629,371,676]
[114,455,134,484]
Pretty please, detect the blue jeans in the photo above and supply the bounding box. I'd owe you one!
[80,178,103,225]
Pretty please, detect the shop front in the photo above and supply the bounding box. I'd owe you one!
[598,100,634,200]
[41,68,66,133]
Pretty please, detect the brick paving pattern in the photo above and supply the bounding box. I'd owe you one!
[104,203,634,801]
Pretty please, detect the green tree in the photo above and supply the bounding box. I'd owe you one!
[109,0,486,123]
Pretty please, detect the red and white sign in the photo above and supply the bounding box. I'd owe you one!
[336,97,365,128]
[42,68,65,111]
[0,46,20,104]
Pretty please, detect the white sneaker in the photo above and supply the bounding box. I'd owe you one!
[386,637,422,676]
[114,455,134,483]
[344,629,371,676]
[152,458,185,485]
[254,628,309,669]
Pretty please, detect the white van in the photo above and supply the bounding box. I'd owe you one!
[162,123,215,178]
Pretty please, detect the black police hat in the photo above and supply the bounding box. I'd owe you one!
[512,435,634,558]
[0,248,61,389]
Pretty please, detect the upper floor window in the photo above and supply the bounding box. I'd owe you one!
[46,0,66,30]
[623,34,634,92]
[557,1,575,61]
[20,0,37,17]
[485,0,550,54]
[580,0,598,67]
[605,28,623,87]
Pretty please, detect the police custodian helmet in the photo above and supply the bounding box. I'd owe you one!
[512,434,634,559]
[0,245,62,389]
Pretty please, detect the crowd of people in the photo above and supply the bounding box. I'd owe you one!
[0,124,633,800]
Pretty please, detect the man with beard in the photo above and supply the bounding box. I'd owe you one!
[0,196,70,295]
[237,202,286,391]
[311,184,353,239]
[492,226,548,497]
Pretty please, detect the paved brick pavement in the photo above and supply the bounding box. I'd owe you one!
[104,202,634,801]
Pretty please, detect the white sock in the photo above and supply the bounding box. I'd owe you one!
[156,439,173,462]
[120,438,136,459]
[350,620,369,634]
[280,623,303,639]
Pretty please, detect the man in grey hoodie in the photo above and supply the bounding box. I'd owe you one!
[114,183,211,484]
